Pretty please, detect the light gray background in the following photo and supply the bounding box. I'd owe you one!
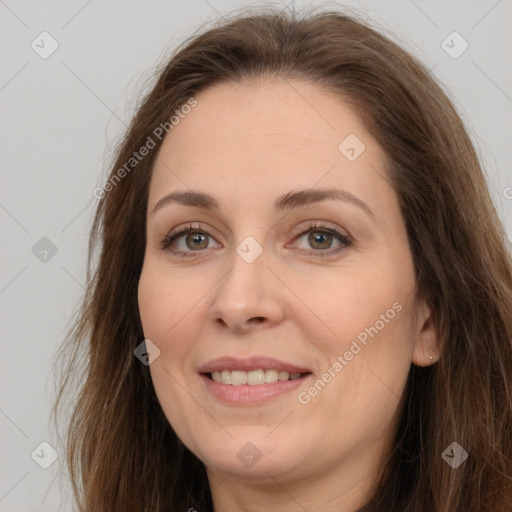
[1,0,511,510]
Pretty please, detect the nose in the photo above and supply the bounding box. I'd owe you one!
[208,248,285,334]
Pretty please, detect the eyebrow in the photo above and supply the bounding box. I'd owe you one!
[152,188,374,218]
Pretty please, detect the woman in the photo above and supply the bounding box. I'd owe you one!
[52,7,512,511]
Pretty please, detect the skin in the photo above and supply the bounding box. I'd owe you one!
[137,78,440,512]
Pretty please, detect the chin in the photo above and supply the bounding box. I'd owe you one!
[191,433,309,479]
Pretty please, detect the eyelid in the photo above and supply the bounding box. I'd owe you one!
[160,220,352,257]
[160,222,221,252]
[164,222,215,242]
[287,221,352,255]
[289,220,350,240]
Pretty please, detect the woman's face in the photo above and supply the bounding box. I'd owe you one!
[138,79,435,493]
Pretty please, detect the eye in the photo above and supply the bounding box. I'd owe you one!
[160,221,352,258]
[160,223,221,257]
[289,222,352,256]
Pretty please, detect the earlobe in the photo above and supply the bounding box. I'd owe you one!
[412,331,439,366]
[411,301,441,367]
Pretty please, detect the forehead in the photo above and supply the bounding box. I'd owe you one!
[149,79,389,206]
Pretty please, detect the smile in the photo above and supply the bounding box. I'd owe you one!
[209,369,306,385]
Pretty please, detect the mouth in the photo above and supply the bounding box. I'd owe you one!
[197,356,313,404]
[203,369,312,385]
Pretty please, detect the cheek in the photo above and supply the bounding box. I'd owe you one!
[298,265,413,353]
[138,265,206,449]
[138,260,226,387]
[293,260,416,423]
[137,264,198,354]
[138,267,166,342]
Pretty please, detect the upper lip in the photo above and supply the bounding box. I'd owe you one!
[198,356,312,374]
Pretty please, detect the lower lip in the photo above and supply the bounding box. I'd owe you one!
[200,374,312,405]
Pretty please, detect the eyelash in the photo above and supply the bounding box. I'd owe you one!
[160,222,353,258]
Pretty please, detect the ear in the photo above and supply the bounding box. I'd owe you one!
[411,299,441,367]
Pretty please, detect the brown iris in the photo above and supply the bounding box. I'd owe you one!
[308,231,332,250]
[186,233,209,250]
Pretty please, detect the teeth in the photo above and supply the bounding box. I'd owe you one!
[210,369,304,385]
[230,371,246,385]
[265,370,279,383]
[247,370,265,385]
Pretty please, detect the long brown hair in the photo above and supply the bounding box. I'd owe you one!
[52,7,512,511]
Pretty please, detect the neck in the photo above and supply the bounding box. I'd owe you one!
[206,441,388,512]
